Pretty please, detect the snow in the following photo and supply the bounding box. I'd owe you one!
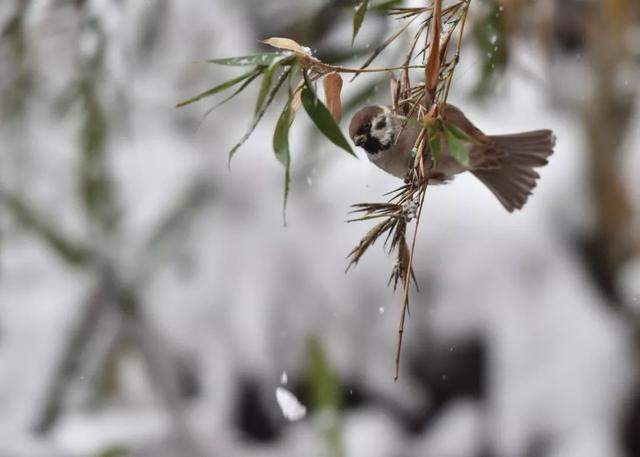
[275,387,307,422]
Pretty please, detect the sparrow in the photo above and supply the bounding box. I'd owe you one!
[349,105,555,212]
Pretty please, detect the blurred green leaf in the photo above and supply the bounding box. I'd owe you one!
[352,0,370,44]
[97,445,128,457]
[273,99,295,224]
[79,79,119,231]
[176,68,260,108]
[472,0,508,99]
[301,87,355,157]
[145,180,215,252]
[205,53,288,67]
[443,124,470,167]
[307,336,344,457]
[342,77,384,115]
[307,337,343,413]
[0,190,91,265]
[370,0,405,11]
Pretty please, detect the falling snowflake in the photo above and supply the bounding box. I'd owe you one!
[275,387,307,421]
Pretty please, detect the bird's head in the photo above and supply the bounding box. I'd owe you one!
[349,106,397,155]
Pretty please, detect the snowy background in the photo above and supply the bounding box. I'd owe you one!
[1,1,639,457]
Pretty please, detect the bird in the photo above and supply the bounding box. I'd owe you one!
[348,104,555,212]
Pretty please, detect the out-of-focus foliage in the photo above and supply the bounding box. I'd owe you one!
[471,0,508,98]
[307,337,344,457]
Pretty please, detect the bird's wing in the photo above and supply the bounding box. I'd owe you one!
[443,104,506,170]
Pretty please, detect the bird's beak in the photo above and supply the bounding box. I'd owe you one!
[354,134,367,147]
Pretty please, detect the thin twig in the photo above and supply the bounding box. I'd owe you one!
[394,182,428,381]
[443,0,470,103]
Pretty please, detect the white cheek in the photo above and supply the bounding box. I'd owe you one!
[373,127,393,146]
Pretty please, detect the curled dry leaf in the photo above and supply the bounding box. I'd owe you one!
[263,37,319,68]
[288,78,305,114]
[323,72,343,122]
[425,0,442,95]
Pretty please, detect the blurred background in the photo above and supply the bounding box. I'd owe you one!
[1,0,639,456]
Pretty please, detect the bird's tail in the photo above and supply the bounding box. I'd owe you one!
[471,130,555,212]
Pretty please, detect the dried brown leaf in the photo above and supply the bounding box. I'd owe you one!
[346,218,395,271]
[322,72,343,122]
[425,0,442,94]
[263,37,319,68]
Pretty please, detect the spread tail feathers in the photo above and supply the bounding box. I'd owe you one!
[472,130,555,212]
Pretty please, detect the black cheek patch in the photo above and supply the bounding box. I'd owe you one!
[374,119,387,130]
[363,136,385,154]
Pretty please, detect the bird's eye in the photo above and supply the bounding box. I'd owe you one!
[363,122,371,131]
[374,119,387,130]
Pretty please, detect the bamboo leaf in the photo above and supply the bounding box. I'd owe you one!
[443,121,478,144]
[352,0,370,44]
[255,55,289,116]
[201,71,262,120]
[307,337,343,412]
[301,87,355,157]
[228,67,292,165]
[1,190,91,265]
[443,124,470,167]
[302,69,315,95]
[176,68,259,108]
[273,100,295,223]
[427,123,443,164]
[205,53,286,66]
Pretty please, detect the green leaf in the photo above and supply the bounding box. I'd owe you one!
[176,68,259,108]
[255,56,287,116]
[352,0,369,44]
[200,70,262,120]
[301,87,355,157]
[228,67,292,165]
[302,69,315,96]
[427,123,443,164]
[443,124,471,167]
[274,102,293,167]
[443,121,478,144]
[204,53,287,67]
[273,100,295,225]
[255,70,274,117]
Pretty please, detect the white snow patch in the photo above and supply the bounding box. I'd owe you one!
[275,387,306,421]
